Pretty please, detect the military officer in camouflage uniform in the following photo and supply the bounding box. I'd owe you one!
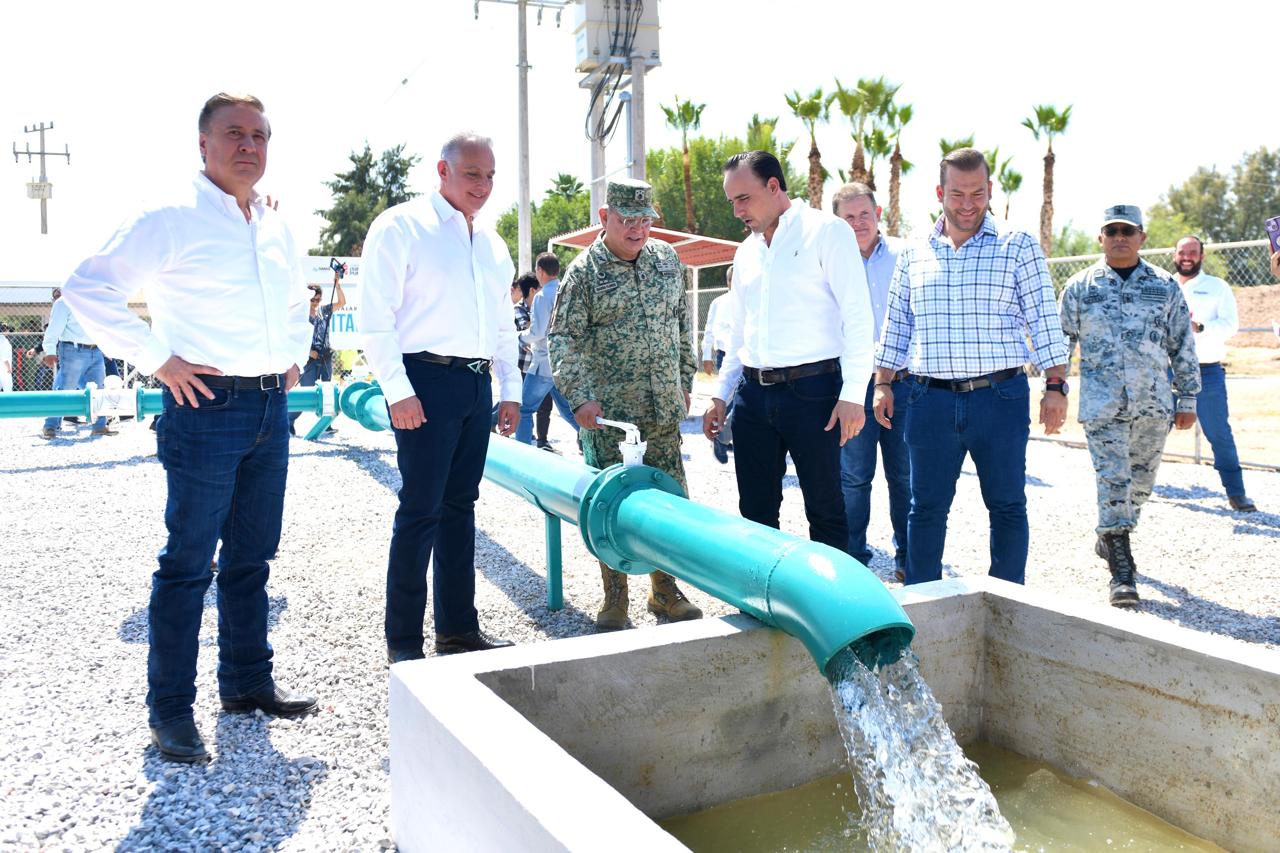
[1058,205,1200,608]
[549,178,703,630]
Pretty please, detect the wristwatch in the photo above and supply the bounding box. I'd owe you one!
[1045,378,1069,396]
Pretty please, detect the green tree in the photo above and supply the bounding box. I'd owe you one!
[784,88,829,209]
[998,160,1023,221]
[550,173,585,200]
[662,96,707,234]
[1022,104,1073,256]
[314,143,421,255]
[497,176,591,270]
[828,76,899,188]
[938,135,976,156]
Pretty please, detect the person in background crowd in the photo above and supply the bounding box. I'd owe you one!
[701,265,735,464]
[516,252,578,450]
[57,92,318,763]
[0,323,13,392]
[288,267,346,436]
[1059,206,1200,607]
[41,285,114,438]
[1172,236,1257,512]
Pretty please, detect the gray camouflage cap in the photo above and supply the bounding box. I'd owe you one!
[606,178,659,218]
[1102,204,1143,230]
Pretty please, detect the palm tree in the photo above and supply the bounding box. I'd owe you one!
[661,96,706,233]
[998,161,1023,221]
[1022,104,1073,255]
[861,128,892,192]
[828,76,899,186]
[550,173,584,200]
[885,102,913,237]
[938,135,976,157]
[785,88,828,209]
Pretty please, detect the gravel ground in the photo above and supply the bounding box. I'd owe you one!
[1,387,1276,851]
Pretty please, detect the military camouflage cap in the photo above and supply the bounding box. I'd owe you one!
[1101,204,1143,230]
[606,177,659,218]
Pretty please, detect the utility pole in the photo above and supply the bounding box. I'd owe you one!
[476,0,569,271]
[628,54,646,181]
[13,122,71,235]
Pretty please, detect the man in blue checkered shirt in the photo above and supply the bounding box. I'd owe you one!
[872,148,1069,586]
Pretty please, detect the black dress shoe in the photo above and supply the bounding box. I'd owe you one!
[1228,494,1258,512]
[387,647,426,664]
[150,719,209,763]
[220,684,318,717]
[434,629,515,655]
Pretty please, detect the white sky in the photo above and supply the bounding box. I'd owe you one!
[1,0,1270,282]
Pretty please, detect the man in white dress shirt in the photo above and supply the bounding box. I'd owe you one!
[361,133,520,662]
[60,93,318,763]
[702,150,873,550]
[1172,235,1257,512]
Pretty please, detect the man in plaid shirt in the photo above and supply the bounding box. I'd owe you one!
[872,148,1069,586]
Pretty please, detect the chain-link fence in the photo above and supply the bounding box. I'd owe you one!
[1046,238,1275,291]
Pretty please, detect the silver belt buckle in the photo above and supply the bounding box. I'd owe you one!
[466,359,487,374]
[954,379,975,393]
[757,369,780,386]
[259,374,281,390]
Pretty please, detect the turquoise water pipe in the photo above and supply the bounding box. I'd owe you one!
[0,384,338,421]
[337,385,915,671]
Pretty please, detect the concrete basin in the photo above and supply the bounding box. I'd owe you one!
[388,577,1280,852]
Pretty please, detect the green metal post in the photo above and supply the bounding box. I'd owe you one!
[544,513,563,611]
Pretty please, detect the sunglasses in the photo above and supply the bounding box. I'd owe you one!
[617,215,654,230]
[1103,224,1139,238]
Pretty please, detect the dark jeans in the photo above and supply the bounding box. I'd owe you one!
[839,377,910,568]
[730,370,847,550]
[903,372,1030,585]
[148,385,288,726]
[386,359,491,653]
[288,356,333,430]
[1185,363,1245,497]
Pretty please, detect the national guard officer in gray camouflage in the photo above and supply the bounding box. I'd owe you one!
[1058,204,1200,608]
[549,177,703,630]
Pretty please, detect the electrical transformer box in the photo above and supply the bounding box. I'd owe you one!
[573,0,660,72]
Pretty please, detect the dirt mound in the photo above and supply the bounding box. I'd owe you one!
[1234,284,1280,348]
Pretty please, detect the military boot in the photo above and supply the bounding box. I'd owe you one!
[1102,532,1139,608]
[1094,535,1109,561]
[596,563,630,632]
[648,572,703,622]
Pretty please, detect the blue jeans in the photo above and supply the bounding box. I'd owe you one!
[386,359,492,652]
[903,372,1030,585]
[288,356,333,430]
[44,342,108,430]
[1190,363,1245,497]
[840,377,910,568]
[149,384,289,725]
[730,370,848,550]
[513,371,578,445]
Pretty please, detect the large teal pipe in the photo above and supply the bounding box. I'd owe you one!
[0,385,335,419]
[486,436,915,673]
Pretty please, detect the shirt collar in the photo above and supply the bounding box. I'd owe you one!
[430,190,467,225]
[195,172,263,221]
[930,213,998,245]
[866,232,888,261]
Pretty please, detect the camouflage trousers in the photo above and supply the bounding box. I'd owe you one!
[580,418,688,495]
[1083,415,1171,534]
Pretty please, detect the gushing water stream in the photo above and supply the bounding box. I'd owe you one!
[826,647,1015,851]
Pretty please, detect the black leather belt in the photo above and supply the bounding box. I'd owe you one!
[916,367,1022,393]
[406,350,491,374]
[198,373,285,391]
[62,342,98,350]
[743,358,840,386]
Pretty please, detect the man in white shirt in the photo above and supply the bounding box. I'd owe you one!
[40,288,114,437]
[1172,236,1257,512]
[361,133,520,663]
[700,266,734,463]
[60,93,318,763]
[703,151,873,551]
